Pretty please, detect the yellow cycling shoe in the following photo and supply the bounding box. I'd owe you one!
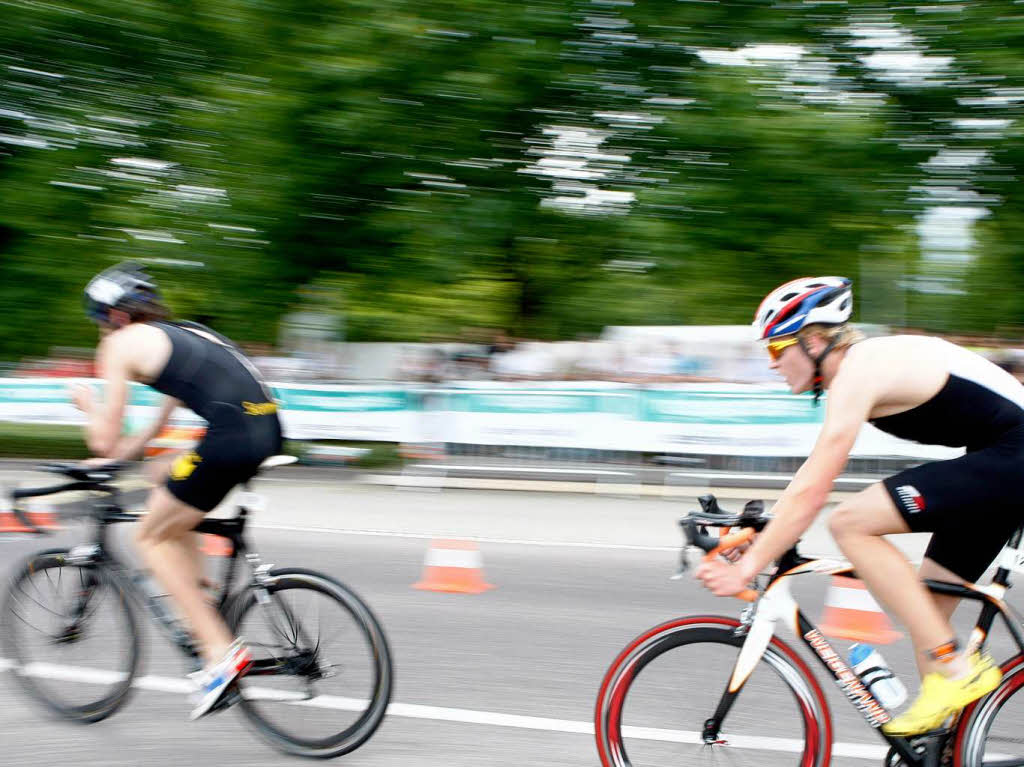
[882,653,1001,737]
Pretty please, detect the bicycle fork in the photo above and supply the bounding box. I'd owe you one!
[702,597,781,743]
[55,545,112,644]
[244,555,333,694]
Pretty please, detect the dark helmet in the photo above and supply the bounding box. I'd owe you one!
[83,261,164,324]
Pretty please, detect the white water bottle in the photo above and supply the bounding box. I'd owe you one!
[849,643,907,710]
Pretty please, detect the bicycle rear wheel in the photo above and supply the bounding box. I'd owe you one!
[595,615,832,767]
[1,549,139,722]
[229,567,392,759]
[955,655,1024,767]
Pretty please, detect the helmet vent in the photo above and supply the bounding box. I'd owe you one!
[817,291,839,307]
[774,304,797,322]
[780,292,798,301]
[839,297,851,311]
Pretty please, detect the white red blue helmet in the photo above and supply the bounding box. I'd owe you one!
[753,276,852,341]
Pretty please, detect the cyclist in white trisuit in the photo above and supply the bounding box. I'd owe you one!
[696,276,1007,735]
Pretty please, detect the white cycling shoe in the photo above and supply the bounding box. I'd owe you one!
[188,638,253,721]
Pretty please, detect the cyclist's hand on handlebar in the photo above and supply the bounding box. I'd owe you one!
[69,383,94,413]
[695,557,755,598]
[718,537,753,563]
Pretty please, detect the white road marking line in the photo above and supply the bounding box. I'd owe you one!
[0,658,885,759]
[409,465,636,476]
[248,523,680,552]
[248,523,857,560]
[248,477,352,485]
[358,474,862,500]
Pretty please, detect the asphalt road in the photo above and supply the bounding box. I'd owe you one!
[0,471,1020,767]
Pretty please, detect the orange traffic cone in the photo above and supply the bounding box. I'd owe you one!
[0,511,34,533]
[200,534,233,557]
[399,442,448,460]
[145,426,206,458]
[819,577,902,644]
[0,502,59,533]
[413,539,494,594]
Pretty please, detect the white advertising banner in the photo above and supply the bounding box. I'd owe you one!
[0,378,964,461]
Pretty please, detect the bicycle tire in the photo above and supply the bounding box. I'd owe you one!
[595,615,833,767]
[955,654,1024,767]
[228,567,393,759]
[1,549,140,723]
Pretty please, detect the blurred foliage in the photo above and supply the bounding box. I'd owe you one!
[0,423,90,459]
[1,0,1024,358]
[0,423,399,469]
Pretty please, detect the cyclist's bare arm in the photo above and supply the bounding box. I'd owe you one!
[736,343,893,579]
[112,395,181,461]
[79,326,176,460]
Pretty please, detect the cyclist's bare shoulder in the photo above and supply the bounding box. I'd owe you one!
[839,335,946,371]
[99,323,171,382]
[842,336,949,416]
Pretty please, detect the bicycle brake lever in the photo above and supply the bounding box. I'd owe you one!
[671,523,709,579]
[670,553,689,580]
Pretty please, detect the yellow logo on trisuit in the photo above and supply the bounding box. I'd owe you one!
[242,401,278,416]
[170,451,202,481]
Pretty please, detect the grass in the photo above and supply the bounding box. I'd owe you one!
[0,422,91,459]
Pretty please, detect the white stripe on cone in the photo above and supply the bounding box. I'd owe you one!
[827,586,885,612]
[424,547,484,569]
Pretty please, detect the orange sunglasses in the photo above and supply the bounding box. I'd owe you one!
[766,337,800,361]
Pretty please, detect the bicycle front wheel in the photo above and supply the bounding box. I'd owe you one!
[955,654,1024,767]
[229,567,393,759]
[1,549,139,723]
[595,615,832,767]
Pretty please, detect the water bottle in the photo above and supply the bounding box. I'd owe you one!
[132,573,177,628]
[849,643,908,710]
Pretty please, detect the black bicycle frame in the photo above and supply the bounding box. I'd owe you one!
[49,490,293,678]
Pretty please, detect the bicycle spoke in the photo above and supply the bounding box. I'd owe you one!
[77,584,111,626]
[309,589,324,655]
[4,599,64,641]
[9,572,84,639]
[280,593,301,645]
[284,590,318,651]
[264,596,300,649]
[21,572,69,622]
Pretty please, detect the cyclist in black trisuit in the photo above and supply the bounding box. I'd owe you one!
[697,276,1009,735]
[74,262,282,719]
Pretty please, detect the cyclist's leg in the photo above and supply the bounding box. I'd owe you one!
[833,449,1020,734]
[146,436,264,718]
[143,450,211,590]
[915,558,966,677]
[143,451,177,485]
[828,483,960,670]
[917,558,965,619]
[135,486,235,663]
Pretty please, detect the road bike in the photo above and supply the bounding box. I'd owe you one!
[595,494,1024,767]
[1,458,393,759]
